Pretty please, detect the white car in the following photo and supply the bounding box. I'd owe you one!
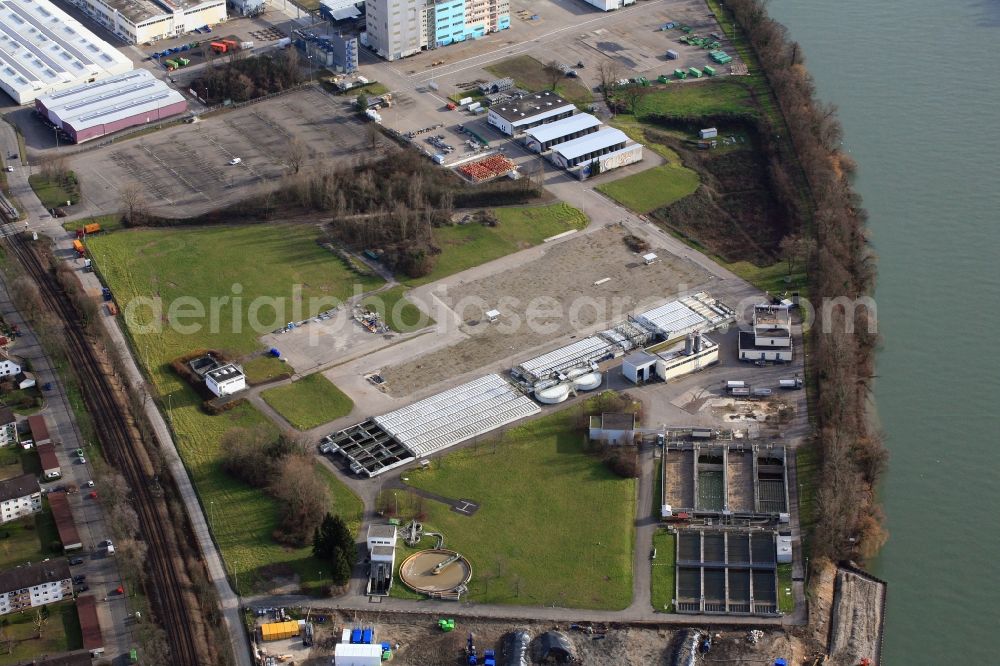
[4,165,12,172]
[228,157,242,165]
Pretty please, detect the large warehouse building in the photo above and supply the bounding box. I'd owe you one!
[35,69,187,144]
[0,0,132,104]
[582,0,636,10]
[549,127,644,178]
[524,113,602,153]
[64,0,227,45]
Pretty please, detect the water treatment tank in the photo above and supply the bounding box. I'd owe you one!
[572,372,602,391]
[535,383,571,404]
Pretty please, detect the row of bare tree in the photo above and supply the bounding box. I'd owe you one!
[725,0,885,564]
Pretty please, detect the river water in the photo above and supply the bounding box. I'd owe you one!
[764,0,1000,662]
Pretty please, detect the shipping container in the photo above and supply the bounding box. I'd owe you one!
[752,388,772,397]
[351,628,363,643]
[730,387,750,396]
[699,128,718,139]
[725,380,746,389]
[666,49,679,60]
[688,67,703,78]
[674,69,686,79]
[703,65,716,76]
[210,42,227,53]
[362,627,373,644]
[83,222,102,235]
[261,620,300,641]
[72,239,85,255]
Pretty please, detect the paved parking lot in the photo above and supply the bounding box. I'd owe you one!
[68,88,369,217]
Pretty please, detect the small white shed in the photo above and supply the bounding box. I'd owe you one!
[622,351,658,383]
[485,309,501,323]
[642,252,658,265]
[334,642,383,666]
[699,128,718,139]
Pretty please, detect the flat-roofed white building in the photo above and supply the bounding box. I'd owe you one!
[524,113,602,152]
[487,91,577,136]
[205,363,246,397]
[35,69,187,143]
[65,0,227,45]
[549,127,638,170]
[0,0,133,104]
[739,303,793,362]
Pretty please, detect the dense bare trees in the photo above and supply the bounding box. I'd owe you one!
[725,0,884,563]
[192,51,303,104]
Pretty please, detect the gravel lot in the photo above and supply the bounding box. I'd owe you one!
[382,226,714,396]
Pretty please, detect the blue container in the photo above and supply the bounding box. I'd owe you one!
[362,628,373,644]
[269,348,280,357]
[351,628,362,644]
[381,642,391,651]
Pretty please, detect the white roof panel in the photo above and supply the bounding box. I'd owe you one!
[516,337,613,381]
[552,128,628,160]
[39,69,185,131]
[0,0,132,104]
[524,113,601,143]
[635,299,706,339]
[374,375,539,458]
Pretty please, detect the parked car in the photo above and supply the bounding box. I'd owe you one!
[77,456,86,464]
[74,448,84,456]
[69,557,84,566]
[228,157,242,165]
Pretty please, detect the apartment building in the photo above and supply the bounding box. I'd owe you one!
[0,474,41,524]
[365,0,509,61]
[0,560,72,616]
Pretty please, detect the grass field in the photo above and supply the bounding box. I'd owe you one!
[62,214,123,234]
[634,79,757,119]
[651,457,663,519]
[650,530,676,612]
[0,600,82,664]
[88,224,381,592]
[0,506,61,572]
[262,373,354,430]
[241,355,289,384]
[404,407,635,610]
[777,563,794,613]
[362,285,434,333]
[487,56,593,108]
[27,173,79,210]
[405,203,589,287]
[598,165,700,214]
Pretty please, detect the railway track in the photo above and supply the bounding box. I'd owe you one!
[3,232,207,664]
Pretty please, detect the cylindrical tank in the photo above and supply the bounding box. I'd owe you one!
[694,331,703,352]
[565,367,588,380]
[572,372,602,391]
[535,383,571,404]
[684,334,694,354]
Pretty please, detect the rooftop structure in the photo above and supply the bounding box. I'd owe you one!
[487,91,577,135]
[205,363,246,397]
[63,0,227,45]
[634,292,734,340]
[373,374,538,458]
[26,414,50,444]
[0,0,133,105]
[513,337,613,385]
[37,442,60,479]
[0,559,72,615]
[550,127,628,162]
[523,113,602,152]
[77,595,105,657]
[0,472,40,504]
[35,69,187,144]
[48,491,82,550]
[365,0,509,61]
[740,303,793,363]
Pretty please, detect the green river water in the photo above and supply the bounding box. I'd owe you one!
[766,1,1000,662]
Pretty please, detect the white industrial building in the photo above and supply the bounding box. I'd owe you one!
[621,350,658,384]
[581,0,636,10]
[0,560,72,616]
[487,91,577,136]
[634,292,734,341]
[523,113,602,152]
[35,69,187,144]
[622,333,719,385]
[739,303,793,362]
[588,412,635,445]
[374,374,538,458]
[335,642,384,666]
[549,127,643,176]
[205,363,246,397]
[0,473,41,524]
[0,352,17,378]
[366,524,397,596]
[0,0,133,104]
[64,0,227,45]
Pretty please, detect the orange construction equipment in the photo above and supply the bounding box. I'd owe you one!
[83,222,101,235]
[222,39,239,50]
[72,239,85,256]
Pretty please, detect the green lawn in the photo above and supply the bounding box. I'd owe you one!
[241,355,289,384]
[362,285,434,333]
[61,214,124,234]
[651,457,663,519]
[597,165,700,214]
[405,408,635,610]
[318,464,363,536]
[723,260,808,298]
[650,530,676,612]
[487,55,593,108]
[796,442,820,555]
[261,373,354,430]
[0,505,61,572]
[0,600,82,664]
[27,173,79,210]
[405,203,589,287]
[777,563,794,613]
[88,224,382,593]
[635,79,757,119]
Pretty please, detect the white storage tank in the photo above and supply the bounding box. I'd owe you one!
[535,383,571,404]
[572,372,602,391]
